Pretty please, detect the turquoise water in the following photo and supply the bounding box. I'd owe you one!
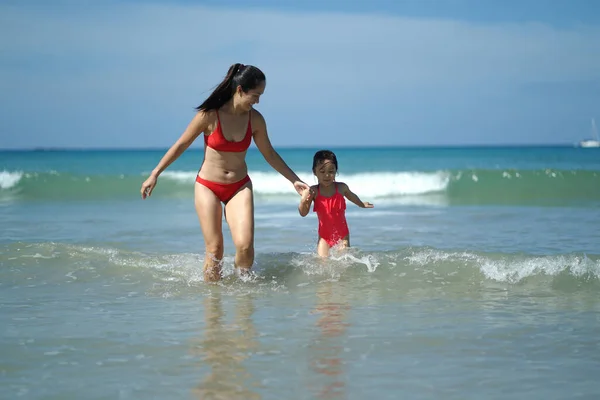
[1,146,600,399]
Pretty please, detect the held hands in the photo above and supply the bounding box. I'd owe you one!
[297,187,314,217]
[140,175,157,199]
[293,180,310,196]
[301,187,315,203]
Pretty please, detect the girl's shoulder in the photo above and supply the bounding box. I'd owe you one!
[309,184,319,197]
[335,182,348,193]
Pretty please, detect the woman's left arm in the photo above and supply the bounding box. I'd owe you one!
[252,110,308,195]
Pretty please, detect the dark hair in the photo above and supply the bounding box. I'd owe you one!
[196,63,266,112]
[312,150,338,173]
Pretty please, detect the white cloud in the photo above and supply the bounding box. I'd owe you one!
[3,4,599,85]
[0,3,599,147]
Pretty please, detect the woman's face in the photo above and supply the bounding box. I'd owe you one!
[238,80,265,111]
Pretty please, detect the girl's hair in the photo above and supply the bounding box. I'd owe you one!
[196,63,266,112]
[312,150,338,172]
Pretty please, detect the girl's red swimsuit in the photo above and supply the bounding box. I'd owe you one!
[313,183,349,246]
[195,110,252,203]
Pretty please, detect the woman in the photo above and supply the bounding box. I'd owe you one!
[140,63,309,282]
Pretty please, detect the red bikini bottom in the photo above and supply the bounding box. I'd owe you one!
[195,175,251,203]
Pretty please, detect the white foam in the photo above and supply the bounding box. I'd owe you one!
[405,248,600,283]
[336,172,450,196]
[331,253,380,272]
[161,170,450,198]
[159,170,196,183]
[0,170,23,190]
[480,254,600,283]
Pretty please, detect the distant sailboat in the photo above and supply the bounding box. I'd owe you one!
[579,118,600,148]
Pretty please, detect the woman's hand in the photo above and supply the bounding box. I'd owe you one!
[293,180,310,196]
[301,187,314,203]
[363,201,374,208]
[140,175,157,199]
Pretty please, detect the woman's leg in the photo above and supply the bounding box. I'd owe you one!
[224,182,254,275]
[195,182,224,282]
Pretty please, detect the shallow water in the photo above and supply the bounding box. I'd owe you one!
[1,147,600,399]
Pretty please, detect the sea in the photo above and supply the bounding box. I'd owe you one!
[1,146,599,399]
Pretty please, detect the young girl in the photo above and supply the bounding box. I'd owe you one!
[298,150,374,257]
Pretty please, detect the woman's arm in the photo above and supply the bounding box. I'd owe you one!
[150,111,209,178]
[141,111,208,198]
[338,182,374,208]
[252,110,309,195]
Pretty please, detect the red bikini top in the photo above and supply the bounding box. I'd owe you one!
[204,110,253,152]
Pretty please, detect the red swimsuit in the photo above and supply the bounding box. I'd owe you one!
[313,183,349,246]
[195,110,252,203]
[203,110,252,152]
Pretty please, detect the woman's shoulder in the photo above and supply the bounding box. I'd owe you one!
[250,108,266,128]
[191,109,218,124]
[184,109,217,135]
[250,108,264,118]
[196,109,218,121]
[192,109,218,132]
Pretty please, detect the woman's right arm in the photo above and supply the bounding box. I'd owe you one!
[141,111,209,199]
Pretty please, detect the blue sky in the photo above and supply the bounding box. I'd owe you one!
[1,0,599,149]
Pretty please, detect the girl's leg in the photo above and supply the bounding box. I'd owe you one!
[339,235,350,249]
[317,238,330,257]
[224,182,254,275]
[319,235,349,257]
[195,183,224,282]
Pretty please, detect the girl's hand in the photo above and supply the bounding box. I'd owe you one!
[293,180,310,196]
[363,202,374,208]
[301,188,314,202]
[141,175,157,199]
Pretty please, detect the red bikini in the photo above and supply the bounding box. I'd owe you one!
[195,110,253,203]
[203,110,252,152]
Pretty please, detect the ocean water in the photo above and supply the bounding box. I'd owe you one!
[1,146,599,399]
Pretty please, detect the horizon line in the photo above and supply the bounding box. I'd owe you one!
[0,143,583,152]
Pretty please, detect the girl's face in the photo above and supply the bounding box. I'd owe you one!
[314,159,337,187]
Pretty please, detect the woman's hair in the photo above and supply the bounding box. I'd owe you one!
[196,63,266,112]
[312,150,338,173]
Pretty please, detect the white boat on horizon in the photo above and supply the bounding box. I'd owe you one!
[579,118,600,148]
